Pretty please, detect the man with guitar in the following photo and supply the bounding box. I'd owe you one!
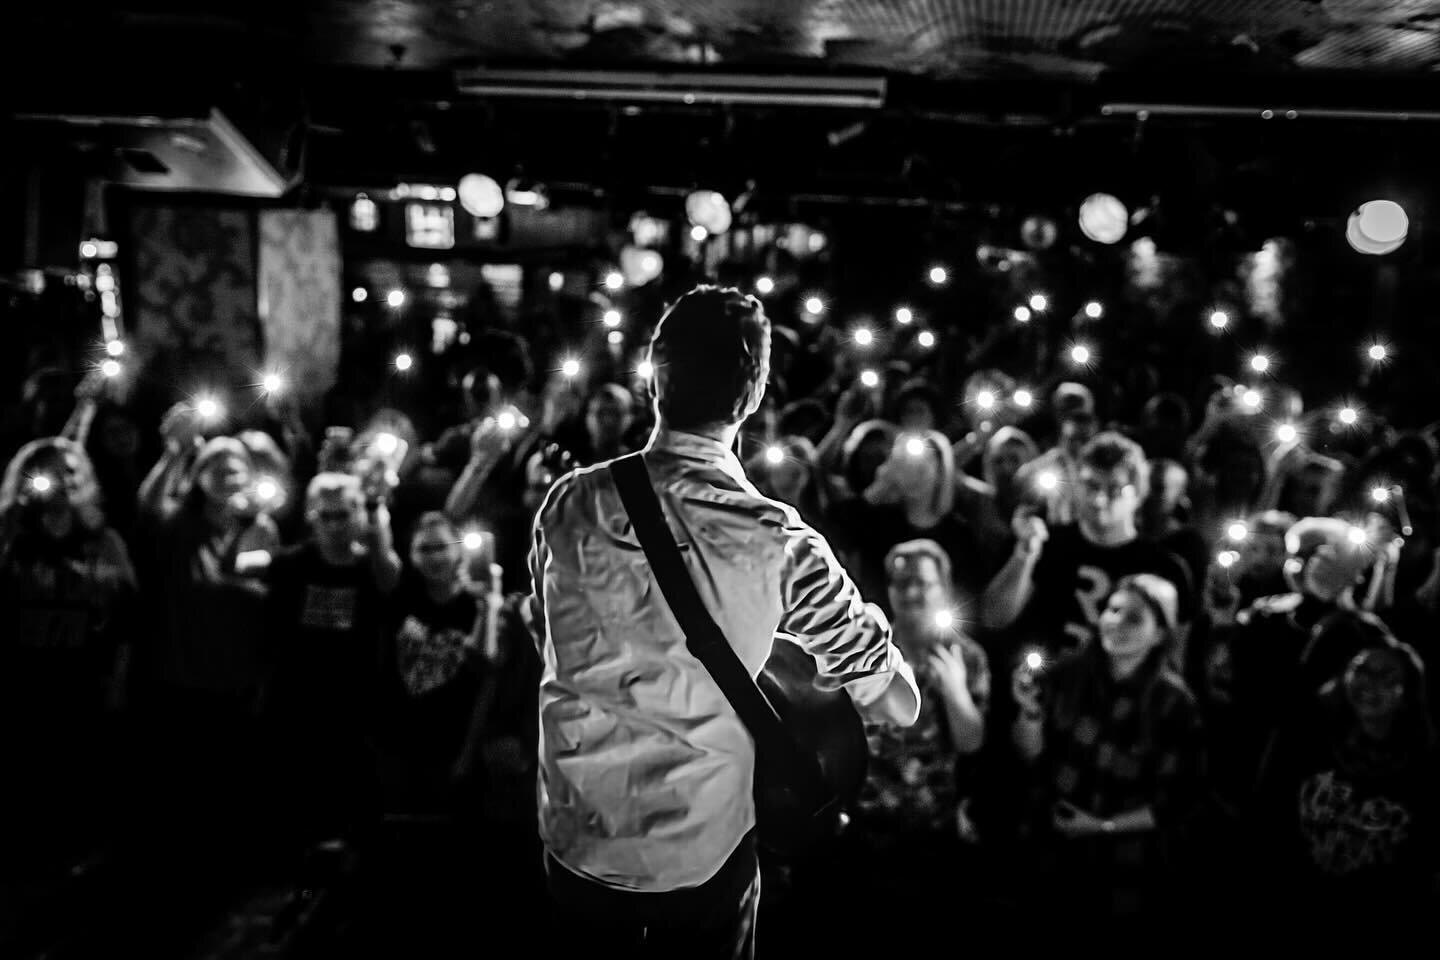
[526,285,921,958]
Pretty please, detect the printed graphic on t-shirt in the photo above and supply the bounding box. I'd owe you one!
[1064,563,1112,648]
[16,607,89,649]
[1298,769,1413,877]
[299,585,358,631]
[396,615,469,696]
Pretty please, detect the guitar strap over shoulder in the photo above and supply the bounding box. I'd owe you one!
[609,453,835,809]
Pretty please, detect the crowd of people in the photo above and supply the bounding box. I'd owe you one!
[3,277,1440,950]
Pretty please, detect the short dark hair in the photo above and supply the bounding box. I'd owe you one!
[1079,431,1150,499]
[649,285,770,430]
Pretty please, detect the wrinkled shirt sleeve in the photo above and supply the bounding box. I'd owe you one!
[776,518,919,724]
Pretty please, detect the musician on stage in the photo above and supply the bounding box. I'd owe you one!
[525,285,921,958]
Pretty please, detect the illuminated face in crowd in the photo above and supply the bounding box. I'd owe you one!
[309,488,363,555]
[198,450,251,506]
[1344,647,1406,725]
[410,522,461,585]
[989,440,1031,491]
[887,553,948,627]
[1098,588,1165,661]
[26,445,89,509]
[1077,464,1141,537]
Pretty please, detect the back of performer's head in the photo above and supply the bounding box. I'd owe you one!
[648,285,770,431]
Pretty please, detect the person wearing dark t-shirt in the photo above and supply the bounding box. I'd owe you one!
[829,428,991,609]
[982,431,1193,659]
[265,472,401,843]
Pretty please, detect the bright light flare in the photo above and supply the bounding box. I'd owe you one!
[1217,550,1239,569]
[1013,306,1032,324]
[255,478,279,502]
[1241,389,1263,410]
[1024,650,1044,672]
[1249,354,1271,374]
[976,390,995,410]
[1069,343,1092,366]
[261,373,284,394]
[933,610,955,630]
[1227,522,1249,543]
[853,327,874,347]
[100,360,122,378]
[386,289,406,308]
[917,330,936,349]
[30,475,52,494]
[462,531,485,552]
[394,353,414,372]
[1209,310,1229,330]
[859,369,880,389]
[765,445,785,465]
[561,358,582,378]
[1338,406,1358,426]
[905,437,926,458]
[105,340,125,357]
[1083,301,1103,319]
[1037,470,1059,492]
[928,265,948,285]
[755,276,775,295]
[804,296,825,316]
[603,309,622,328]
[1029,293,1049,312]
[1275,423,1298,444]
[195,396,222,420]
[895,307,913,325]
[1013,389,1033,409]
[1347,525,1368,547]
[636,360,654,380]
[1371,486,1392,504]
[1368,343,1388,362]
[603,271,624,291]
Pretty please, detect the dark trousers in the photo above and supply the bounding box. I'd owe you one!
[544,832,760,960]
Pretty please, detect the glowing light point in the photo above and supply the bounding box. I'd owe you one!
[352,287,368,303]
[603,271,624,291]
[905,437,926,458]
[859,369,880,389]
[1209,310,1229,330]
[262,373,284,394]
[755,276,775,295]
[375,433,400,456]
[607,331,624,346]
[31,475,52,493]
[928,265,948,285]
[1013,306,1032,324]
[1083,301,1103,319]
[1024,651,1044,671]
[463,531,484,551]
[1217,551,1239,569]
[1249,354,1270,373]
[105,340,125,357]
[1371,486,1391,504]
[548,271,564,292]
[690,225,708,243]
[933,610,955,630]
[1227,522,1249,543]
[1038,470,1059,491]
[1069,344,1091,365]
[561,358,582,378]
[386,289,406,308]
[1013,389,1033,408]
[917,330,936,349]
[636,360,654,380]
[976,390,995,410]
[1276,423,1298,444]
[1029,293,1049,312]
[256,479,279,502]
[853,327,874,347]
[101,360,122,378]
[804,296,825,316]
[765,445,785,465]
[497,411,517,431]
[895,307,913,325]
[1347,525,1368,546]
[1339,406,1358,426]
[1368,343,1388,362]
[196,397,221,420]
[1241,389,1263,409]
[394,353,414,372]
[602,309,622,328]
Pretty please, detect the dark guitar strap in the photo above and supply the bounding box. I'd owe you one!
[609,452,834,807]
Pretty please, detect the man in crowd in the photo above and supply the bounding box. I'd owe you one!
[982,431,1193,657]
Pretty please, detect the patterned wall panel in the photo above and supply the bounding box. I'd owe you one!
[128,203,262,397]
[257,208,342,400]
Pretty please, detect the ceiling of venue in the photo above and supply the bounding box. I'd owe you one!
[10,1,1440,220]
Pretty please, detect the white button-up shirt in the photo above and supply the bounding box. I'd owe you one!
[527,427,917,892]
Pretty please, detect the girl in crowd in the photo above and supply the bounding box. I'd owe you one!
[1013,573,1205,928]
[0,437,137,856]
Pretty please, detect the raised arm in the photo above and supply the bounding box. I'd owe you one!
[776,520,919,727]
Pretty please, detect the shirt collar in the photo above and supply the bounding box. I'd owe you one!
[645,426,748,485]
